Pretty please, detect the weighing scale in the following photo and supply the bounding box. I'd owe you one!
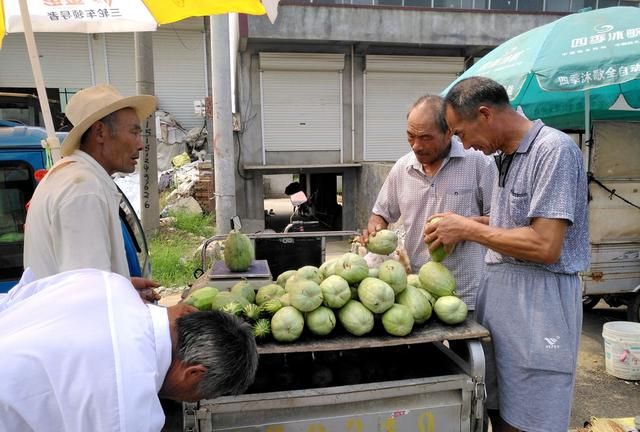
[208,259,273,290]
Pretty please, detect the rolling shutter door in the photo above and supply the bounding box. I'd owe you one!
[106,31,206,130]
[0,33,92,88]
[105,33,136,96]
[260,53,344,152]
[364,56,464,161]
[153,30,206,131]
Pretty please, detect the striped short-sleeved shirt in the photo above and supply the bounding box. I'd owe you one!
[372,138,496,309]
[486,120,590,274]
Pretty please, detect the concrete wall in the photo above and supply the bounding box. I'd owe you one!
[247,6,561,50]
[355,162,394,230]
[264,174,294,198]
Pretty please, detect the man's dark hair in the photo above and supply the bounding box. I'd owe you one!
[408,95,448,134]
[80,111,118,146]
[175,310,258,399]
[444,76,511,120]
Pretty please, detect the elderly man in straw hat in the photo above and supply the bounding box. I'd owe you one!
[23,84,160,297]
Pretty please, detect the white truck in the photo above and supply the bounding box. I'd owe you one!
[581,120,640,322]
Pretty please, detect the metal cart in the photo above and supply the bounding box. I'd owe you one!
[182,319,488,432]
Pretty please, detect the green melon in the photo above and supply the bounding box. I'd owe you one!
[287,278,323,312]
[366,229,398,255]
[276,270,297,287]
[230,279,255,303]
[434,296,468,325]
[335,253,369,284]
[223,229,254,272]
[377,260,407,295]
[382,304,414,336]
[305,306,336,336]
[396,285,432,324]
[338,300,374,336]
[255,283,286,305]
[426,217,455,262]
[357,277,395,314]
[418,261,456,298]
[183,286,219,310]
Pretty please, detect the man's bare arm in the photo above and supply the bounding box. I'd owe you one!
[424,213,568,264]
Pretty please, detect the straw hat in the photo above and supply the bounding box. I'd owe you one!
[61,84,157,157]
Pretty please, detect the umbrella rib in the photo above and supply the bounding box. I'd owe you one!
[513,73,536,107]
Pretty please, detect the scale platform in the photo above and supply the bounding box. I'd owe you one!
[208,259,273,290]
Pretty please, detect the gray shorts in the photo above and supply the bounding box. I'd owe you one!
[476,263,582,432]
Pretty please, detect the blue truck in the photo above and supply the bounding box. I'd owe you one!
[0,122,55,291]
[0,120,150,292]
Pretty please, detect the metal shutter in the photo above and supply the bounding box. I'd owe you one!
[260,53,344,153]
[153,30,206,131]
[364,56,464,161]
[0,33,92,88]
[105,33,136,96]
[105,31,206,130]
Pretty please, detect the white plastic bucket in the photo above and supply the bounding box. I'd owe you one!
[602,321,640,381]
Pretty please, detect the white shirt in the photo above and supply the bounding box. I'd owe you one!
[0,269,172,432]
[23,150,129,280]
[372,138,496,308]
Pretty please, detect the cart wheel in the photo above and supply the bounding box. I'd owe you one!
[626,293,640,322]
[582,295,601,311]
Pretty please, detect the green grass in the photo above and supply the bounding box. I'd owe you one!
[171,210,215,237]
[149,210,215,287]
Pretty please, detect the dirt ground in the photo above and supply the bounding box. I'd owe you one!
[570,301,640,429]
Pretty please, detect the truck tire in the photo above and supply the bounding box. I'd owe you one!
[626,293,640,322]
[582,295,601,311]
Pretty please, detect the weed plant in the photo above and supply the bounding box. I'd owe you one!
[149,210,215,287]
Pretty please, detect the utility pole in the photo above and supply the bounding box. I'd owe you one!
[134,32,159,234]
[210,15,236,235]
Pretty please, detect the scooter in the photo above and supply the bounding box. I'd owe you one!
[283,191,324,233]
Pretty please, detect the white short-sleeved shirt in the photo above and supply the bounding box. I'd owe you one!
[23,150,129,280]
[0,269,172,432]
[372,138,496,308]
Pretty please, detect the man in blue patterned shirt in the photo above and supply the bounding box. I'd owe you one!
[425,77,589,432]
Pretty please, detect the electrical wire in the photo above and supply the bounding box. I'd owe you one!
[235,132,254,180]
[587,172,640,211]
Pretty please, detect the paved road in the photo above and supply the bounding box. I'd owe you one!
[570,301,640,428]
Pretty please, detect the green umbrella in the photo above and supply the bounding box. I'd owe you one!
[443,6,640,131]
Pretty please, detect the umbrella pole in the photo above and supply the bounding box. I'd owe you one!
[583,90,591,171]
[18,0,61,164]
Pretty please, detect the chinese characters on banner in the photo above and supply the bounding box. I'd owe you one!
[42,0,121,21]
[557,26,640,87]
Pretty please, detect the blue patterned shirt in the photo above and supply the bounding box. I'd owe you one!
[486,120,590,274]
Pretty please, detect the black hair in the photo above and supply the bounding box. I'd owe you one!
[408,95,449,134]
[79,111,118,147]
[175,310,258,399]
[444,76,510,120]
